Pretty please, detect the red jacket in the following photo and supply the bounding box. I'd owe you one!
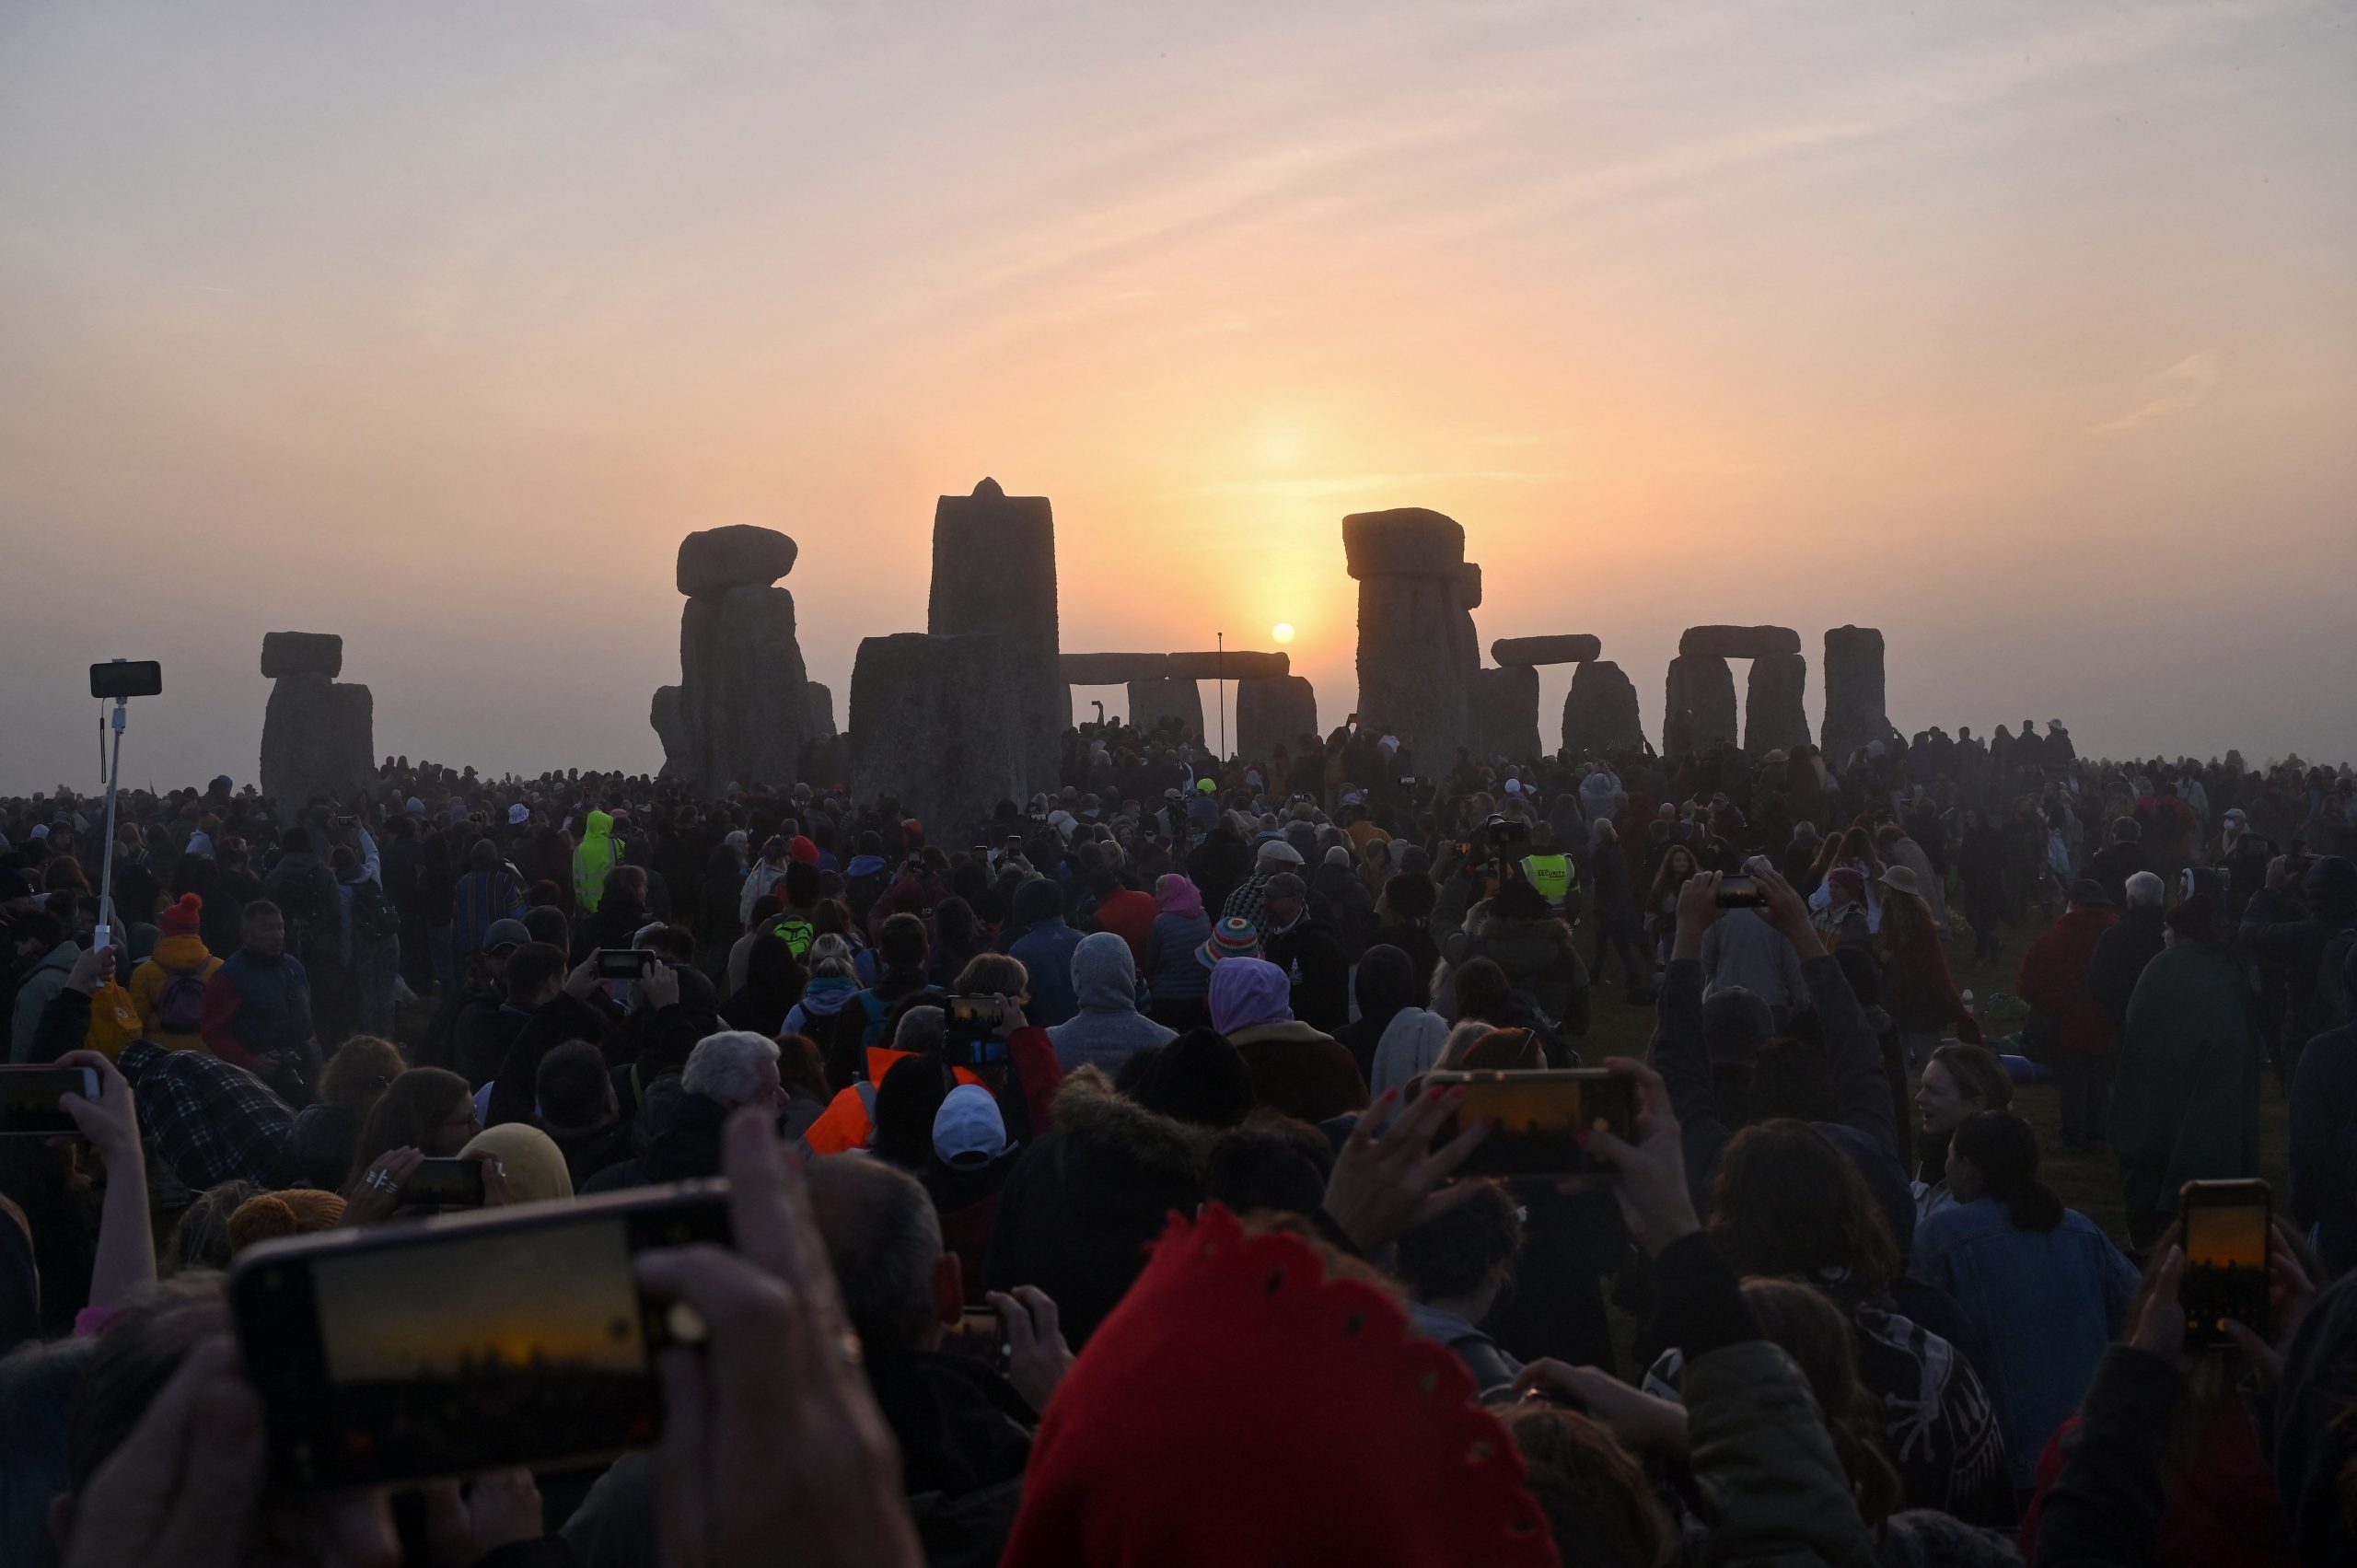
[1883,920,1980,1041]
[2015,906,2120,1057]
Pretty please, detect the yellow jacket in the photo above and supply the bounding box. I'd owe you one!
[129,934,224,1053]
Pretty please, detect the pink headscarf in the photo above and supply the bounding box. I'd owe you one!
[1155,874,1205,919]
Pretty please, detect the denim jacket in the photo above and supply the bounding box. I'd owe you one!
[1910,1196,2139,1485]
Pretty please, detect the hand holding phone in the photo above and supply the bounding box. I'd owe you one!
[593,947,656,981]
[2178,1179,2275,1352]
[0,1063,105,1139]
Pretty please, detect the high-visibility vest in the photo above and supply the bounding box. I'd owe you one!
[1521,854,1575,913]
[801,1045,989,1156]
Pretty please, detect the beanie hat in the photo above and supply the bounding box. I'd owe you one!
[227,1190,346,1254]
[786,835,819,864]
[1196,916,1262,970]
[1002,1204,1555,1567]
[159,892,203,938]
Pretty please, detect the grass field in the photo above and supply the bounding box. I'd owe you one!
[1578,925,2292,1253]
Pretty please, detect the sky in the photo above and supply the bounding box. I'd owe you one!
[3,0,2351,795]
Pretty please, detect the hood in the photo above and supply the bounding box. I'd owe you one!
[1154,874,1204,919]
[149,933,214,970]
[1049,1066,1210,1182]
[583,809,615,842]
[1368,1008,1448,1098]
[1072,932,1142,1014]
[1208,957,1292,1034]
[797,975,858,1016]
[845,854,888,878]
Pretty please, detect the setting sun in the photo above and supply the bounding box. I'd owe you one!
[1271,623,1295,645]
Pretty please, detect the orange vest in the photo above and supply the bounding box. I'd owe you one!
[800,1045,987,1156]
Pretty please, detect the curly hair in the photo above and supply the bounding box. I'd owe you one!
[1709,1119,1898,1291]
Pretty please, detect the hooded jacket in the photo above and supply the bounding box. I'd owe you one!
[1007,879,1084,1028]
[2240,856,2357,1058]
[129,933,226,1053]
[1142,877,1211,1006]
[574,810,624,914]
[1047,934,1175,1077]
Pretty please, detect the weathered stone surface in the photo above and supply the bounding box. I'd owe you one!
[848,633,1025,837]
[1236,675,1319,761]
[1821,625,1896,760]
[1355,573,1472,767]
[1126,677,1203,739]
[930,479,1062,790]
[1678,624,1803,661]
[1473,665,1542,761]
[1458,562,1482,610]
[1165,650,1288,681]
[1744,653,1811,755]
[676,525,797,598]
[260,674,373,806]
[260,632,343,680]
[1562,660,1645,755]
[1061,653,1170,686]
[1342,507,1466,580]
[657,587,808,786]
[1664,656,1737,753]
[804,681,837,743]
[1492,634,1603,668]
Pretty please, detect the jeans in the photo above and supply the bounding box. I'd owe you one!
[2055,1049,2111,1150]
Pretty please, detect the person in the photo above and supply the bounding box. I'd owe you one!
[1469,873,1591,1043]
[197,900,319,1098]
[126,893,221,1053]
[6,901,79,1063]
[1910,1109,2139,1491]
[1697,860,1807,1025]
[1332,942,1426,1083]
[719,924,806,1038]
[1395,1181,1525,1397]
[586,1029,791,1190]
[1911,1042,2014,1223]
[1584,818,1649,996]
[1644,843,1698,966]
[1208,956,1367,1123]
[2112,887,2266,1250]
[2239,854,2357,1074]
[572,807,625,914]
[344,1064,481,1185]
[1258,871,1350,1033]
[1046,931,1175,1076]
[460,1121,575,1203]
[1141,873,1211,1029]
[1956,806,2008,962]
[1875,864,1979,1067]
[483,942,613,1128]
[1655,1116,2015,1526]
[2087,816,2158,911]
[533,1037,638,1190]
[2087,869,2168,1043]
[1218,837,1306,927]
[2014,878,2122,1154]
[1005,878,1084,1028]
[450,836,528,958]
[278,1033,401,1189]
[2290,942,2357,1277]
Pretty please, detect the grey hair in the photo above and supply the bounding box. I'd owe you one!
[893,1005,946,1054]
[681,1030,781,1108]
[1588,817,1618,847]
[2124,871,2166,910]
[803,1157,945,1359]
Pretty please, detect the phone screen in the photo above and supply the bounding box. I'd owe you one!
[1429,1070,1635,1178]
[2180,1181,2270,1349]
[943,1306,1008,1365]
[234,1187,729,1487]
[0,1066,100,1137]
[1715,875,1765,909]
[594,947,655,981]
[943,996,1011,1069]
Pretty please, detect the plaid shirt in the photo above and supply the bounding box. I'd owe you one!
[117,1039,296,1191]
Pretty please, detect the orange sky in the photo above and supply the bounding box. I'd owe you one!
[3,2,2351,792]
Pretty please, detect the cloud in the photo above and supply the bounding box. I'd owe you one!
[2092,351,2220,434]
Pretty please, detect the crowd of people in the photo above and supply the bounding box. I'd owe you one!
[2,708,2354,1567]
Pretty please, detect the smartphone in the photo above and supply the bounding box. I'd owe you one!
[232,1182,732,1488]
[400,1158,486,1208]
[943,995,1012,1069]
[2179,1179,2271,1351]
[0,1065,101,1137]
[943,1305,1008,1365]
[1426,1069,1637,1178]
[1714,875,1766,909]
[89,660,163,701]
[594,947,656,981]
[971,844,990,860]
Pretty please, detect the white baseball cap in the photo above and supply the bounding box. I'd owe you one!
[933,1085,1008,1168]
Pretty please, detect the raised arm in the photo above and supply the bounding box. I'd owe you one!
[1762,869,1898,1156]
[1649,871,1727,1205]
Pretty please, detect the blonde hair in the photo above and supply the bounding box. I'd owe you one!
[226,1190,346,1254]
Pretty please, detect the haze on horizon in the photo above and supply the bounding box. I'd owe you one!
[3,0,2351,796]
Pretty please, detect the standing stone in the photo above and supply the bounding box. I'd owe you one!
[1664,656,1737,753]
[1125,676,1203,740]
[804,681,838,742]
[1562,660,1645,756]
[1344,507,1473,772]
[1236,675,1318,762]
[1744,653,1811,755]
[848,633,1025,837]
[653,525,809,787]
[930,479,1062,792]
[1472,665,1542,761]
[1822,626,1896,760]
[260,670,373,807]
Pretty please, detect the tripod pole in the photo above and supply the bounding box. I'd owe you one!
[95,698,126,950]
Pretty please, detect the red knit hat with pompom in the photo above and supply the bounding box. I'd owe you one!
[159,892,203,937]
[1002,1203,1559,1568]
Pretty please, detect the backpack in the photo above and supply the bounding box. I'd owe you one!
[155,962,209,1035]
[349,877,401,943]
[770,914,816,958]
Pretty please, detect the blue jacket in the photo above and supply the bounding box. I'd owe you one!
[1911,1196,2138,1486]
[1009,918,1084,1029]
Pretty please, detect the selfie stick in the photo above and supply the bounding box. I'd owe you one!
[92,661,134,955]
